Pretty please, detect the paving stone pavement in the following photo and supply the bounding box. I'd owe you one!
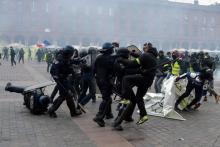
[2,61,220,147]
[0,61,96,147]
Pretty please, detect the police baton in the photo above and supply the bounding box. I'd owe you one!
[54,79,86,113]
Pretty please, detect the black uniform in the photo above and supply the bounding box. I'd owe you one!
[78,61,96,106]
[93,52,117,127]
[19,48,25,64]
[113,47,158,130]
[10,48,16,66]
[48,47,81,117]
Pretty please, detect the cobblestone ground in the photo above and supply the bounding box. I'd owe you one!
[0,61,96,147]
[1,61,220,147]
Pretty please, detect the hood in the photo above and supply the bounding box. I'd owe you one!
[148,47,158,58]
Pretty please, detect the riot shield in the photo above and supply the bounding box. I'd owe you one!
[127,45,142,59]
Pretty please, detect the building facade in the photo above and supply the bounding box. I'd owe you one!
[0,0,220,50]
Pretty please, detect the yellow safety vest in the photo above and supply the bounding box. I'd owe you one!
[171,61,180,76]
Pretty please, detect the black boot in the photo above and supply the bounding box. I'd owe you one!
[112,121,123,131]
[105,113,114,119]
[93,116,105,127]
[48,111,57,118]
[71,109,82,117]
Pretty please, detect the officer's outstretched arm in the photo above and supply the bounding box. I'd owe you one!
[118,58,140,68]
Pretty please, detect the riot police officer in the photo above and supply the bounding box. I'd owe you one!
[113,46,158,131]
[93,42,117,127]
[48,46,81,118]
[78,48,97,106]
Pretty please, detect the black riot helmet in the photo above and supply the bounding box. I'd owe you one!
[79,49,88,58]
[116,47,130,59]
[88,47,97,54]
[39,95,50,107]
[100,42,114,54]
[63,45,75,59]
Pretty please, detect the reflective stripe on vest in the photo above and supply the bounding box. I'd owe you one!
[171,61,180,76]
[163,64,170,73]
[136,58,141,65]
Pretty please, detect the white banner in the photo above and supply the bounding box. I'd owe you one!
[143,76,193,121]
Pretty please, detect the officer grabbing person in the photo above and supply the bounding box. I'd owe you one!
[48,46,82,118]
[112,47,131,96]
[93,42,117,127]
[113,45,158,131]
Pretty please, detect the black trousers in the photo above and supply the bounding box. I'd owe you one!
[78,75,96,105]
[49,80,77,115]
[73,74,81,96]
[19,56,24,63]
[96,78,113,120]
[175,81,203,108]
[5,85,25,94]
[11,57,16,66]
[3,54,8,60]
[121,74,152,117]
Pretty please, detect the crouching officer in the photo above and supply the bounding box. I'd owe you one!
[113,46,158,131]
[48,46,81,118]
[93,42,117,127]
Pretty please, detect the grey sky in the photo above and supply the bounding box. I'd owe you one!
[169,0,220,5]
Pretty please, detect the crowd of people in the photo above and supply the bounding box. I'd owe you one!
[0,46,56,71]
[42,42,219,131]
[1,46,26,66]
[2,42,220,131]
